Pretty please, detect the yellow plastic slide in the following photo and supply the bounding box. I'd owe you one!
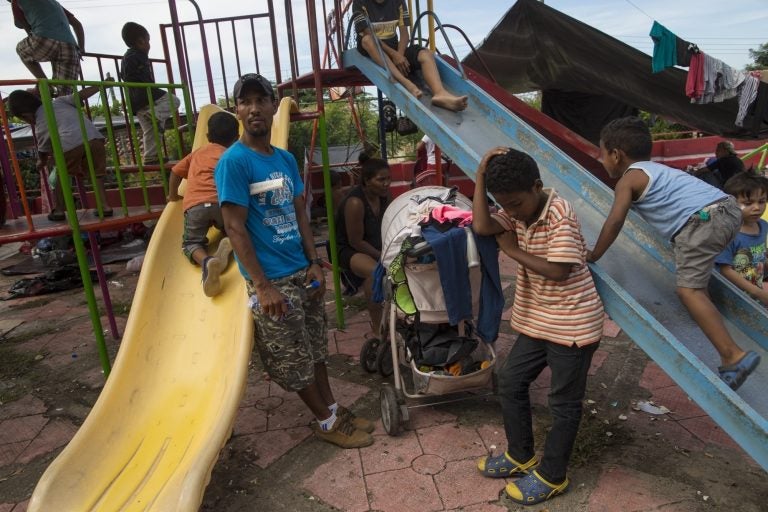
[29,99,298,512]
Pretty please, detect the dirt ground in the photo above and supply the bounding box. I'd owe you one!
[0,243,766,511]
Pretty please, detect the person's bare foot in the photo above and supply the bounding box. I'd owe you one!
[432,93,468,112]
[404,81,423,99]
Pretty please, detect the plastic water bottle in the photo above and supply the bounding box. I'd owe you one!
[248,294,293,321]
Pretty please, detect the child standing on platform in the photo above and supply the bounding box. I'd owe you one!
[120,21,181,164]
[7,87,114,222]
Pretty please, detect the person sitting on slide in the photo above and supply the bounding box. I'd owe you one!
[351,0,468,112]
[335,154,391,336]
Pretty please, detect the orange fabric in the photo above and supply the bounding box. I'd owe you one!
[171,143,226,211]
[492,189,604,347]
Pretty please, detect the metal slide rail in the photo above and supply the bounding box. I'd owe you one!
[343,48,768,470]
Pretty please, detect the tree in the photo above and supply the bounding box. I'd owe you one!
[747,42,768,71]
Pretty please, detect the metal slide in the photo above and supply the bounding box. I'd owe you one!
[343,50,768,469]
[28,99,297,511]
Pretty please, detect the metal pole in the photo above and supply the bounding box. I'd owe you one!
[38,79,111,377]
[187,0,216,104]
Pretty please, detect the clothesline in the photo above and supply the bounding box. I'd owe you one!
[649,20,766,131]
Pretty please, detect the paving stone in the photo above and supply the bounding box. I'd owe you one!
[11,500,29,512]
[404,407,457,431]
[434,459,504,510]
[651,385,706,420]
[530,386,550,407]
[16,417,78,464]
[0,395,46,421]
[0,503,13,512]
[475,423,506,454]
[233,405,268,435]
[303,449,368,512]
[412,453,446,475]
[589,349,609,375]
[623,413,704,453]
[588,465,700,512]
[446,503,507,512]
[0,415,48,445]
[418,423,486,462]
[232,427,311,469]
[327,376,370,409]
[240,379,270,407]
[336,336,366,359]
[602,316,622,338]
[366,467,443,512]
[0,441,29,468]
[638,361,677,391]
[677,416,741,451]
[265,397,312,430]
[360,431,421,475]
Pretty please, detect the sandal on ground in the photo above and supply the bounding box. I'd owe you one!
[92,208,114,218]
[477,452,537,478]
[718,351,761,390]
[505,470,569,505]
[47,211,65,222]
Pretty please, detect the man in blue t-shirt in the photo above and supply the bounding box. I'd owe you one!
[11,0,84,95]
[216,74,375,449]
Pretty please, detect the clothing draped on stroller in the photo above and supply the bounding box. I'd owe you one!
[373,186,504,435]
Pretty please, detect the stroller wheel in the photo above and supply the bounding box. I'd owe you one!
[360,337,381,373]
[376,342,394,377]
[380,384,401,436]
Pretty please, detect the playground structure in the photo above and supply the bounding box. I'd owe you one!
[0,0,765,510]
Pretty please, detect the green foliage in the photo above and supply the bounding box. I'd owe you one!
[285,90,425,167]
[747,42,768,71]
[638,111,692,140]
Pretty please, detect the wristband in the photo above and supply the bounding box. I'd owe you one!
[310,257,323,266]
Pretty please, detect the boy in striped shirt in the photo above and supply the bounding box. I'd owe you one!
[472,147,604,506]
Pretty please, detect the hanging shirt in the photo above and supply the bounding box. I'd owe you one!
[736,74,760,127]
[686,52,705,100]
[650,21,677,73]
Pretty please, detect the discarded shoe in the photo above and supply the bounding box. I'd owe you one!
[719,351,761,390]
[477,452,537,478]
[505,470,569,505]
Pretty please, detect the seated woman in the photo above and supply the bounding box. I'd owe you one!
[335,154,391,336]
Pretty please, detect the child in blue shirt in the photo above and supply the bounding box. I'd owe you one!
[715,172,768,307]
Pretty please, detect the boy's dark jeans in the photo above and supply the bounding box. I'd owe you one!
[497,333,598,483]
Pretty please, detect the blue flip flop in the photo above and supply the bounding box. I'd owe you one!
[718,351,761,390]
[477,452,537,478]
[505,470,569,505]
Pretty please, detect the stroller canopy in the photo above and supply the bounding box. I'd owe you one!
[381,186,473,268]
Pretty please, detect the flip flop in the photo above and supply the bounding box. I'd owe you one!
[477,452,537,478]
[718,351,761,390]
[505,470,569,505]
[47,211,65,222]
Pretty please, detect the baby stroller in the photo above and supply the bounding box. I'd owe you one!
[363,186,500,435]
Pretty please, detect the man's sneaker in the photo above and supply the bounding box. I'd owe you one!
[202,256,222,297]
[313,415,374,449]
[214,237,233,267]
[337,405,375,433]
